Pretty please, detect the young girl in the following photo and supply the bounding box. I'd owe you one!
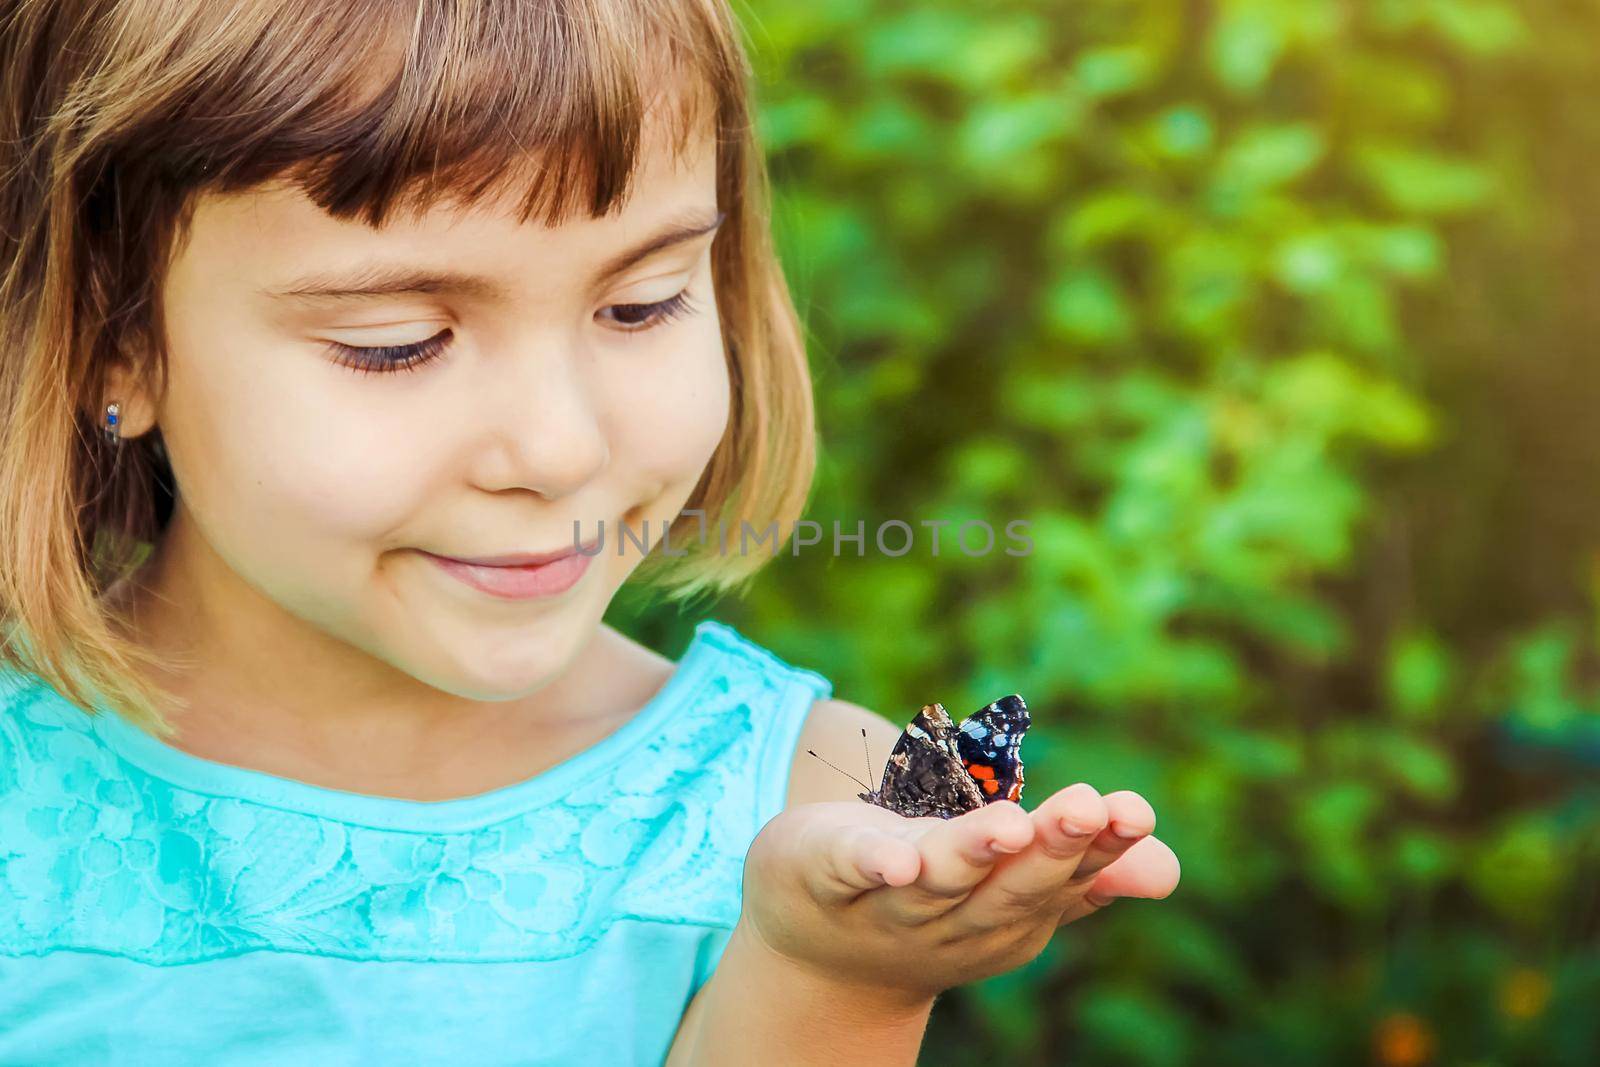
[0,1,1179,1063]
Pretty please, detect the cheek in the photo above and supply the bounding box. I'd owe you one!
[604,325,731,490]
[158,328,424,556]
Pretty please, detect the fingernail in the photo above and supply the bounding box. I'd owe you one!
[1085,891,1116,908]
[1059,817,1099,836]
[1110,821,1146,840]
[988,839,1023,856]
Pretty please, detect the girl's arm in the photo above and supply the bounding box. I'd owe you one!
[665,922,933,1066]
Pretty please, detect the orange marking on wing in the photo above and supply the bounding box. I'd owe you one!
[982,779,1000,795]
[968,764,996,780]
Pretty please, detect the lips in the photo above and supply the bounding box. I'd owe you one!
[440,545,587,567]
[422,543,597,600]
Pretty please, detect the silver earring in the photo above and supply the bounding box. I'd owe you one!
[103,402,121,445]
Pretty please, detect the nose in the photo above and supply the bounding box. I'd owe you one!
[466,340,610,499]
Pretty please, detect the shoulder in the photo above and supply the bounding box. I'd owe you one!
[786,697,905,808]
[644,620,895,808]
[0,664,102,746]
[0,665,127,807]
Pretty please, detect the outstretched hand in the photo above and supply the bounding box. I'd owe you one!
[738,784,1180,1001]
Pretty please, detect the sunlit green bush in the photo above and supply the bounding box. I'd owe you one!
[616,1,1600,1062]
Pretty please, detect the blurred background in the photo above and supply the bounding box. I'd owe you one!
[611,0,1600,1063]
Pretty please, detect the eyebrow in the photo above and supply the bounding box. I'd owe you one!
[263,207,727,303]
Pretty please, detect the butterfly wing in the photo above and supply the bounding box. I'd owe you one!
[954,694,1030,804]
[861,704,986,819]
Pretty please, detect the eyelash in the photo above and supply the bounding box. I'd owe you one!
[326,289,702,376]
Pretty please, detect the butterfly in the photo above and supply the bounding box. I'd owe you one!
[857,694,1030,819]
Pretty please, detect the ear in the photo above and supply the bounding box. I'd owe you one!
[97,349,163,440]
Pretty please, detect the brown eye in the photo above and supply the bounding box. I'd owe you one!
[599,290,699,331]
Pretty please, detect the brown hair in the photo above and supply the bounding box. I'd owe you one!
[0,0,817,735]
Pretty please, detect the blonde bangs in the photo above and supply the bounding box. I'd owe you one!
[0,0,818,733]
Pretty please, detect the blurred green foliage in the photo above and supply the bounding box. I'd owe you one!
[616,0,1600,1062]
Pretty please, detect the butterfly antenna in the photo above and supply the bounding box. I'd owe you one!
[861,728,873,782]
[807,749,871,792]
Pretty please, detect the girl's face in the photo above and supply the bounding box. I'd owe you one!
[124,114,730,703]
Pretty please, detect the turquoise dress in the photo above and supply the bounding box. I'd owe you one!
[0,619,832,1065]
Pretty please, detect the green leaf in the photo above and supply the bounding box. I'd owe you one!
[1044,267,1134,344]
[1274,233,1346,294]
[1209,6,1284,95]
[1356,146,1495,215]
[1426,0,1529,55]
[1467,817,1565,925]
[1053,191,1169,251]
[1386,631,1455,722]
[1215,123,1326,192]
[1077,986,1193,1067]
[1074,45,1155,99]
[957,93,1078,170]
[1154,105,1216,159]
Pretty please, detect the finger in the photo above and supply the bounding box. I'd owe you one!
[957,783,1108,921]
[807,822,924,905]
[1071,790,1156,880]
[1057,836,1180,925]
[876,801,1034,922]
[776,802,926,903]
